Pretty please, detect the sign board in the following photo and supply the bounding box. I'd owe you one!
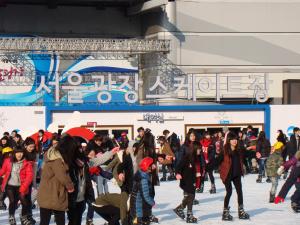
[87,122,97,127]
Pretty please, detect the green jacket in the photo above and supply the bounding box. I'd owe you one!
[266,151,283,177]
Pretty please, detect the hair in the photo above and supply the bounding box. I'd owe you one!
[223,132,239,156]
[23,137,35,147]
[12,145,24,162]
[184,130,197,146]
[38,129,45,135]
[293,127,300,133]
[277,130,287,145]
[56,135,77,167]
[163,130,170,136]
[247,125,253,130]
[12,130,18,134]
[157,136,167,143]
[93,134,104,142]
[137,127,144,132]
[257,131,266,142]
[3,132,9,136]
[1,136,10,147]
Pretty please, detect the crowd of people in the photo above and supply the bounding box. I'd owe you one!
[0,125,299,225]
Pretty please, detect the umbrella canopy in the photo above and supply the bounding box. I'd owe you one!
[65,127,95,141]
[30,131,53,144]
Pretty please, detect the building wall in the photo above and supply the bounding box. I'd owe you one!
[270,105,300,144]
[0,106,45,136]
[143,0,300,72]
[0,5,141,38]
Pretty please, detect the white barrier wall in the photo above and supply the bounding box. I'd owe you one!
[0,106,45,137]
[270,105,300,144]
[52,110,265,140]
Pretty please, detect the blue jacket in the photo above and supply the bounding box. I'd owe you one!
[130,170,155,218]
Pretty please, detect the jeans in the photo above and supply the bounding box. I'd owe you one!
[40,208,65,225]
[181,192,195,211]
[86,202,94,221]
[258,158,267,176]
[96,176,109,195]
[94,205,120,225]
[270,176,279,195]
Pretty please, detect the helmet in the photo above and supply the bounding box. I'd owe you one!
[139,157,153,172]
[2,147,13,154]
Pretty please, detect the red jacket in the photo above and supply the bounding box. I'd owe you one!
[219,153,244,183]
[0,158,34,195]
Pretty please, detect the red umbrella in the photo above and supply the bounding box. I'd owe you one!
[65,127,95,141]
[30,131,53,144]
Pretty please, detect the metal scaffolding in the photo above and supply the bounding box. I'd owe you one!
[0,37,170,54]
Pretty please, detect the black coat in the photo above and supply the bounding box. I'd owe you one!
[256,139,271,158]
[117,153,134,194]
[287,135,300,157]
[68,162,95,207]
[202,143,216,172]
[176,153,196,194]
[278,162,300,199]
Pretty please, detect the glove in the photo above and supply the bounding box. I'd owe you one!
[89,166,101,176]
[277,166,285,176]
[274,196,284,204]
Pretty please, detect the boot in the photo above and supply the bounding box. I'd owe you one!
[238,205,250,220]
[209,184,216,194]
[291,202,300,213]
[222,207,233,221]
[186,211,197,223]
[9,216,16,225]
[269,193,275,203]
[0,201,7,210]
[160,177,167,182]
[149,215,159,223]
[168,174,176,181]
[27,215,36,225]
[21,215,33,225]
[266,177,271,183]
[256,175,262,183]
[173,205,185,219]
[136,218,150,225]
[193,199,199,205]
[86,219,94,225]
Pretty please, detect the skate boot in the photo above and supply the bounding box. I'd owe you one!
[21,215,34,225]
[160,177,167,182]
[266,177,271,183]
[9,216,16,225]
[186,211,197,223]
[222,207,233,221]
[27,214,36,224]
[196,185,204,193]
[209,184,216,194]
[0,201,7,210]
[291,202,300,213]
[193,199,199,205]
[269,193,275,203]
[238,205,250,220]
[173,205,185,219]
[168,174,176,181]
[256,175,262,183]
[86,219,94,225]
[149,215,159,223]
[136,217,150,225]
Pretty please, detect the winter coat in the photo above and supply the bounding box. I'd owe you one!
[200,139,216,171]
[176,153,196,194]
[106,151,124,187]
[256,139,271,158]
[0,158,33,195]
[167,133,181,153]
[130,170,155,219]
[266,151,283,177]
[68,161,95,207]
[37,147,74,211]
[117,152,134,194]
[218,150,244,183]
[278,161,300,199]
[287,135,300,158]
[158,142,175,165]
